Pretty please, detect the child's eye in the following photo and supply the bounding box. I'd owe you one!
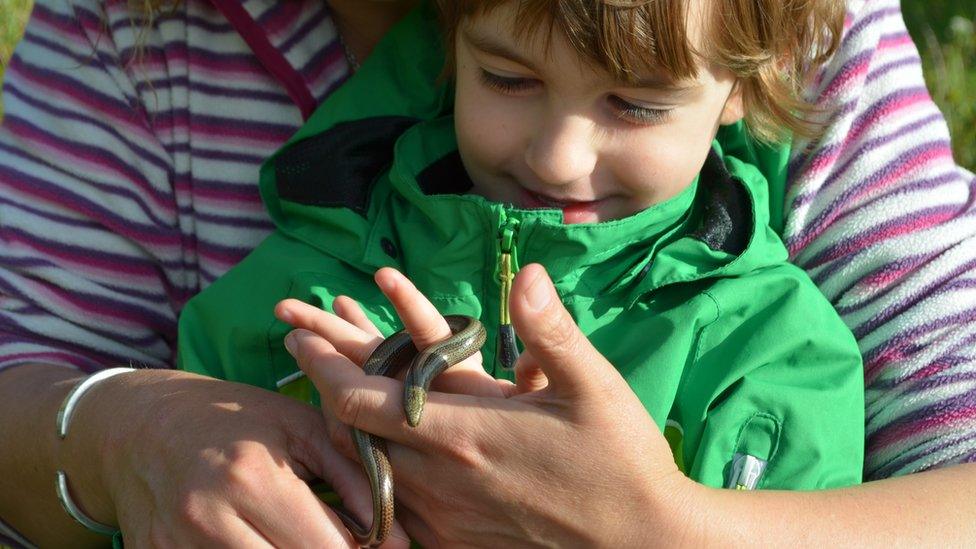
[479,69,539,94]
[608,95,672,125]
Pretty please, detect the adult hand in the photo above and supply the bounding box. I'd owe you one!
[64,369,409,547]
[278,264,699,547]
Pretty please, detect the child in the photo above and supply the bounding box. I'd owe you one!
[179,0,862,500]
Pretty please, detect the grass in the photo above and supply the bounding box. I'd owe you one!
[0,1,973,169]
[0,0,32,118]
[903,1,976,171]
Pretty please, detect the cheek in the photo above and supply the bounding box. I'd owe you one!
[615,123,716,200]
[455,106,517,174]
[454,78,525,174]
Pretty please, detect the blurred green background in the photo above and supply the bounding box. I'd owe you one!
[902,0,975,171]
[0,0,973,169]
[1,0,32,118]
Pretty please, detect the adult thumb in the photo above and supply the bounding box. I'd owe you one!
[509,263,621,398]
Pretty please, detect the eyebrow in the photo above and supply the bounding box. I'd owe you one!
[629,75,698,93]
[462,28,700,94]
[462,28,542,73]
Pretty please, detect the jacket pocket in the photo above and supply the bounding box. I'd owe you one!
[724,413,781,490]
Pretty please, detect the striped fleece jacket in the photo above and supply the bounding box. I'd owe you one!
[0,0,973,480]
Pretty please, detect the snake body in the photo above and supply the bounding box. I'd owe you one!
[333,315,486,547]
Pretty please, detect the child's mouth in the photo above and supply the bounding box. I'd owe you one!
[520,188,603,224]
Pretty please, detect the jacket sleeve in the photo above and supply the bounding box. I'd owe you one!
[677,271,864,490]
[0,0,180,372]
[785,0,976,479]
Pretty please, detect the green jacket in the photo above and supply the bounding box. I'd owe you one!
[178,6,863,490]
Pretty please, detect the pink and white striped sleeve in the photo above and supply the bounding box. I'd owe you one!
[787,0,976,479]
[0,0,183,373]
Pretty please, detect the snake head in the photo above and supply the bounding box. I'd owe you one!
[404,385,428,427]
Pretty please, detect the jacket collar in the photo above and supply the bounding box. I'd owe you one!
[380,117,788,301]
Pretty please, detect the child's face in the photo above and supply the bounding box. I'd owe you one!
[454,2,744,224]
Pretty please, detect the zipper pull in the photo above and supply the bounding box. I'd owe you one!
[495,218,520,371]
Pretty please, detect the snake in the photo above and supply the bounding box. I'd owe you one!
[331,315,487,548]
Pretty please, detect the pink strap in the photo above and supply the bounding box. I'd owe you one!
[208,0,317,120]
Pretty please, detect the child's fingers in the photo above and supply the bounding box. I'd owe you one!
[275,299,383,368]
[374,268,455,350]
[333,295,383,337]
[375,268,505,397]
[287,328,491,453]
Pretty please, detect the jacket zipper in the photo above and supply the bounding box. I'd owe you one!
[494,216,520,371]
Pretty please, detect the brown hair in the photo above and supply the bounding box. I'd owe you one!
[435,0,845,143]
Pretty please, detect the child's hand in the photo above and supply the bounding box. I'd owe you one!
[367,267,518,398]
[276,268,514,399]
[367,267,548,396]
[275,267,532,465]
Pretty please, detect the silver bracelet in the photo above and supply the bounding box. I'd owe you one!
[55,367,135,536]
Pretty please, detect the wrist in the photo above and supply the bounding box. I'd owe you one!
[57,368,160,529]
[58,367,148,536]
[56,383,119,529]
[631,469,709,547]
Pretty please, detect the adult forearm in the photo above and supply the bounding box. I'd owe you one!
[0,364,111,546]
[683,464,976,546]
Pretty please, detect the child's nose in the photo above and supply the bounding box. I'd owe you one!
[524,115,598,187]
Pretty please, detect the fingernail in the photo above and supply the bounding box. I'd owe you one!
[277,307,294,324]
[376,273,396,294]
[524,270,551,311]
[284,331,298,356]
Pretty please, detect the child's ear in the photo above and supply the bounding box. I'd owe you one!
[719,81,745,125]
